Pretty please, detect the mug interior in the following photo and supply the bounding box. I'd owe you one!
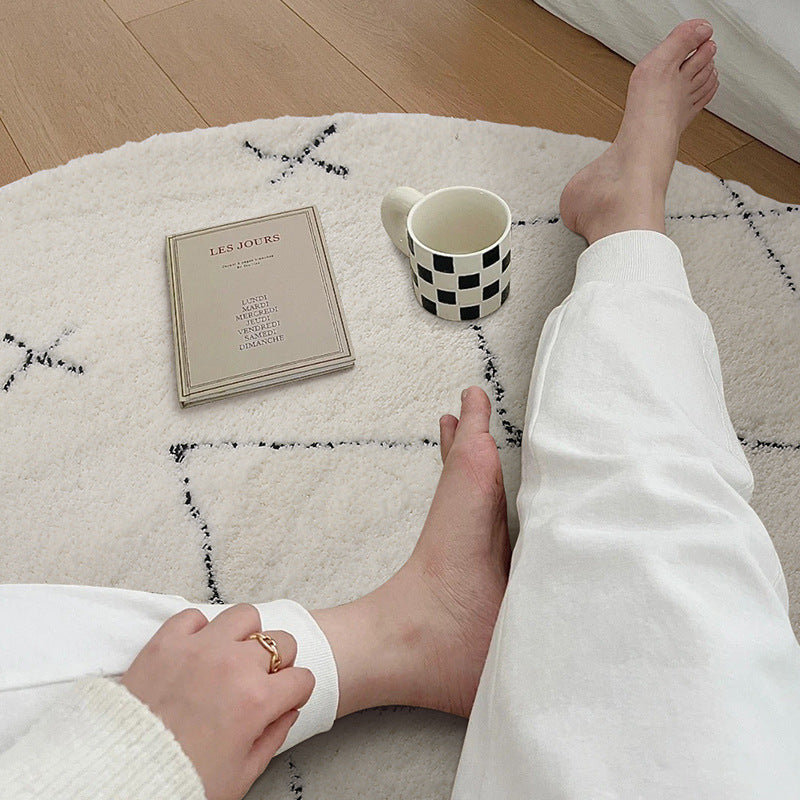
[409,187,509,255]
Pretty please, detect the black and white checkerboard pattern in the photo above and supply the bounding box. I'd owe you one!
[407,232,511,321]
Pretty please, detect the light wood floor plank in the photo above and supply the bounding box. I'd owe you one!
[278,0,625,142]
[677,150,712,173]
[469,0,752,165]
[0,0,205,174]
[128,0,403,125]
[105,0,190,23]
[0,118,30,187]
[709,141,800,204]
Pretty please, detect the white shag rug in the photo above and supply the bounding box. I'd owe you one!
[2,112,799,798]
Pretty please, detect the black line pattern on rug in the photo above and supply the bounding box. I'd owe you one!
[472,323,523,447]
[170,437,440,465]
[513,215,561,227]
[512,202,799,230]
[244,123,349,183]
[2,330,84,392]
[722,180,797,293]
[668,205,798,222]
[739,435,800,452]
[512,211,748,227]
[168,447,223,603]
[287,755,303,800]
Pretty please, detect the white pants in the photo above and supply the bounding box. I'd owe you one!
[452,230,800,798]
[2,231,799,797]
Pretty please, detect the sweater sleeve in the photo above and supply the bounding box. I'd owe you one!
[0,676,206,800]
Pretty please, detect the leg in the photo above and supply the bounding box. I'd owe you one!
[452,19,800,800]
[0,392,513,755]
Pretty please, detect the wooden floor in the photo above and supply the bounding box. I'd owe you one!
[1,0,798,202]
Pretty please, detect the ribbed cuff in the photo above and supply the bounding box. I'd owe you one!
[0,677,205,800]
[255,598,340,753]
[573,230,691,297]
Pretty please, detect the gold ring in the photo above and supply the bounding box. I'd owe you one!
[247,632,282,673]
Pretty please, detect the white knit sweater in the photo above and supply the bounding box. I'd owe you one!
[0,676,206,799]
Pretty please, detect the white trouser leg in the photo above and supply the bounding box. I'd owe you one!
[0,585,339,755]
[452,230,800,799]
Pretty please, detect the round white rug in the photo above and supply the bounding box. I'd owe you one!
[2,112,799,798]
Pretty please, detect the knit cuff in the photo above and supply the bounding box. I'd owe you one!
[573,230,691,297]
[0,677,205,800]
[254,598,339,753]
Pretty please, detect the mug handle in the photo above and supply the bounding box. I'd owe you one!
[381,187,424,257]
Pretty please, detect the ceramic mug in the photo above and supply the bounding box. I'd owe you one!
[381,185,512,321]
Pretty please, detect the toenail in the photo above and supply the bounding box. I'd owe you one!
[710,41,717,52]
[696,22,712,35]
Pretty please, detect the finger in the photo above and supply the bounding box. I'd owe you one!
[246,708,300,781]
[203,602,262,641]
[243,629,298,671]
[235,664,313,747]
[453,386,491,440]
[265,666,316,717]
[153,608,208,640]
[439,414,458,464]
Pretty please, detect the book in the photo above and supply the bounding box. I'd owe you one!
[166,206,354,407]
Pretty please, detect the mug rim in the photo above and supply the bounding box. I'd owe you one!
[407,185,512,258]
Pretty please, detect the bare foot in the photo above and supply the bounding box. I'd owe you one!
[311,386,511,720]
[391,385,512,717]
[559,19,720,244]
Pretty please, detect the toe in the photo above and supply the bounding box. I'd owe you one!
[662,19,713,64]
[681,38,716,79]
[689,60,715,94]
[454,386,491,439]
[439,414,458,463]
[693,70,719,108]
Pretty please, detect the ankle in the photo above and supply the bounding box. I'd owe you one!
[582,178,667,245]
[584,208,666,245]
[310,576,426,718]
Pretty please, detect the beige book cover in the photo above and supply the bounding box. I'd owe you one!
[166,206,354,407]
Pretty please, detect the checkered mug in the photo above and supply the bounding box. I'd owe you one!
[381,185,512,321]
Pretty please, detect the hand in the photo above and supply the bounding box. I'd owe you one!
[120,604,315,800]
